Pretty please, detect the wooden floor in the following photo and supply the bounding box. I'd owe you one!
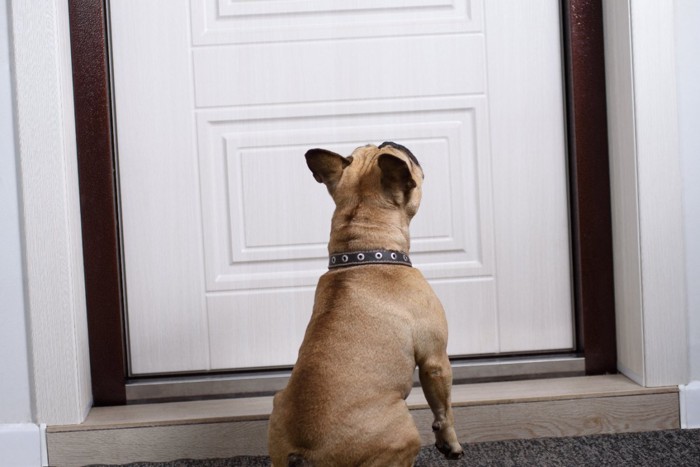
[47,375,679,466]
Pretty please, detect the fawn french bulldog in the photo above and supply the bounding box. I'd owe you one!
[268,143,462,466]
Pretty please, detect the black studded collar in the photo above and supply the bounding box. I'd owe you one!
[328,249,412,269]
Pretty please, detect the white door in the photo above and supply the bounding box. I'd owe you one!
[110,0,573,375]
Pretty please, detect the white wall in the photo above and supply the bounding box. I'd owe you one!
[0,3,43,466]
[676,0,700,429]
[676,0,700,383]
[0,0,33,426]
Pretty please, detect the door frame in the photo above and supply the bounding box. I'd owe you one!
[68,0,616,406]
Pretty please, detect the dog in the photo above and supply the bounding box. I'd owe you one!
[268,143,463,466]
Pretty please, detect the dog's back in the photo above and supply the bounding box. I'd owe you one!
[269,266,432,466]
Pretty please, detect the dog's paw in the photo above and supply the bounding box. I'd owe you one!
[435,441,464,460]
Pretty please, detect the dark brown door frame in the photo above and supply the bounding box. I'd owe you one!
[68,0,126,406]
[562,0,617,375]
[69,0,616,406]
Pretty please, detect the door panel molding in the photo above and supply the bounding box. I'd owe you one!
[69,0,616,405]
[191,0,482,45]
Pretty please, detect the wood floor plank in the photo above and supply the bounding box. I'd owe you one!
[50,375,675,433]
[48,420,269,467]
[414,392,680,444]
[408,374,675,408]
[62,395,274,431]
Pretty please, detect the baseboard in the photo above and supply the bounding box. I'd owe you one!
[680,380,700,428]
[47,375,679,467]
[0,423,46,467]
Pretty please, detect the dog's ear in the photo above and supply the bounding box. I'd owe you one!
[378,153,417,197]
[305,149,350,193]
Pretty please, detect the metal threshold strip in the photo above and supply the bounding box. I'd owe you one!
[125,355,585,404]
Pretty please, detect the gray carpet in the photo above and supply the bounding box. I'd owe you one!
[91,429,700,466]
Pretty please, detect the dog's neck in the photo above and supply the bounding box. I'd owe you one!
[327,203,411,255]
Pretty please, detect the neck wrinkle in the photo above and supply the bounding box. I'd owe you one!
[327,219,410,255]
[327,197,412,255]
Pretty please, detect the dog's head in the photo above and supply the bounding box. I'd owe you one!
[305,142,423,218]
[305,143,423,250]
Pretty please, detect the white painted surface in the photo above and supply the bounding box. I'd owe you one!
[675,0,700,385]
[41,424,48,466]
[602,0,645,385]
[484,1,573,352]
[0,424,43,467]
[680,382,700,429]
[109,2,210,374]
[0,0,32,424]
[192,35,486,108]
[676,0,700,426]
[9,0,92,423]
[629,0,687,387]
[111,0,573,374]
[603,0,689,387]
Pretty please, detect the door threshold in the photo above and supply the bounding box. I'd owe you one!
[125,354,586,404]
[47,375,679,466]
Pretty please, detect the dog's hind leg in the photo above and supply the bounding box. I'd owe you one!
[361,417,421,467]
